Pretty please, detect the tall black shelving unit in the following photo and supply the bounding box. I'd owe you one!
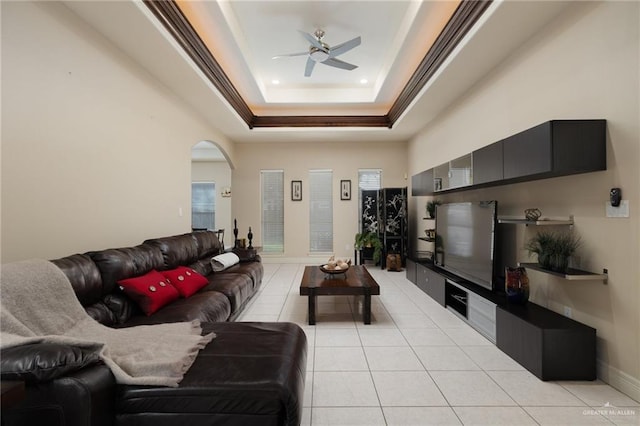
[360,187,408,267]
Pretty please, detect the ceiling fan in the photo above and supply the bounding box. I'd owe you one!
[273,29,361,77]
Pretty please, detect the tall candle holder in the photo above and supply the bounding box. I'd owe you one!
[233,219,239,248]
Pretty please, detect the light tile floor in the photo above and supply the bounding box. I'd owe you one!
[237,264,640,426]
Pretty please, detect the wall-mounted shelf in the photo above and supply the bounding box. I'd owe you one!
[418,237,435,242]
[422,217,435,220]
[520,262,608,283]
[498,216,574,226]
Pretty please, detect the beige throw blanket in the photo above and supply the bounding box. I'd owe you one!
[0,259,214,387]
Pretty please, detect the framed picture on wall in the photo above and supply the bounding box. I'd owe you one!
[292,180,302,201]
[340,180,351,200]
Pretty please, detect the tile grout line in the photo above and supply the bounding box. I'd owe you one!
[253,264,633,425]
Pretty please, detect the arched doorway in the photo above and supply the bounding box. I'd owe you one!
[191,141,232,245]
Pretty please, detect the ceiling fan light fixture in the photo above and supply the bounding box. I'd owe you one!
[309,47,330,62]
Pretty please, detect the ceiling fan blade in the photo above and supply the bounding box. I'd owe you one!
[272,51,309,59]
[321,57,358,71]
[298,30,325,51]
[328,36,361,58]
[304,56,316,77]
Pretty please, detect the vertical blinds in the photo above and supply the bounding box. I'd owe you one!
[261,170,284,253]
[309,170,333,253]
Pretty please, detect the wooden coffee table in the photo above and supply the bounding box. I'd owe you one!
[300,265,380,325]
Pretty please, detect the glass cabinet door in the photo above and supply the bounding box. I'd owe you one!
[433,163,449,192]
[449,154,472,189]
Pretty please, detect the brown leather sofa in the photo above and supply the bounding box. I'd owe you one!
[1,231,307,426]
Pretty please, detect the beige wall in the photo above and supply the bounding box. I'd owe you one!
[1,2,234,262]
[232,141,407,261]
[191,160,232,240]
[408,1,639,399]
[2,0,637,400]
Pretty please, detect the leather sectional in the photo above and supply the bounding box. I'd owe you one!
[1,231,307,426]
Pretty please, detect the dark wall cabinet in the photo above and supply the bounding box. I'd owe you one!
[503,121,552,179]
[503,120,606,181]
[411,119,607,195]
[411,169,433,196]
[472,140,504,185]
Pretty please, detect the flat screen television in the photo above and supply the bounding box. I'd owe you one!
[434,201,498,291]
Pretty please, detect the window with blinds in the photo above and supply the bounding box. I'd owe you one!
[191,182,215,230]
[358,169,382,231]
[261,170,284,253]
[309,170,333,253]
[359,169,382,191]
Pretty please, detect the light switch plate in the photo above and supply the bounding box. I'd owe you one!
[606,200,629,218]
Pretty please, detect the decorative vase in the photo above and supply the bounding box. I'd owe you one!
[549,253,569,273]
[524,208,542,221]
[505,266,529,304]
[538,252,552,270]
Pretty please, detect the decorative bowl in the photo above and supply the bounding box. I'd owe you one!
[319,262,350,275]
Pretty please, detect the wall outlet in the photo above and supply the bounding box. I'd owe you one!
[606,200,629,218]
[563,306,572,318]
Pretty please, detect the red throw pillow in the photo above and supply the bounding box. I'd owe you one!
[117,270,179,316]
[161,266,209,298]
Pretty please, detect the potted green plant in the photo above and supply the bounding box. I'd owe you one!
[525,230,581,273]
[354,232,383,264]
[426,200,441,219]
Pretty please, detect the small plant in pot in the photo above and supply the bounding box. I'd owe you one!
[354,231,383,264]
[426,200,441,219]
[525,230,581,273]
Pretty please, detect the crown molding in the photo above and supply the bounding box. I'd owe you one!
[143,0,255,127]
[143,0,491,130]
[252,115,391,128]
[387,0,492,125]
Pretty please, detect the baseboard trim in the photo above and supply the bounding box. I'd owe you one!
[261,256,323,264]
[261,256,363,264]
[597,359,640,403]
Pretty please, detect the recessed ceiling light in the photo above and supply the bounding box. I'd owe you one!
[272,79,280,85]
[360,78,368,84]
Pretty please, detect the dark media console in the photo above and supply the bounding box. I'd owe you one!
[406,259,596,381]
[497,303,596,381]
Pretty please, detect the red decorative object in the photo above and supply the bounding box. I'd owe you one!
[505,266,530,304]
[117,270,180,315]
[161,266,209,298]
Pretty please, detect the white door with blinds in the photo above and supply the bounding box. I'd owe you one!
[309,170,333,253]
[261,170,284,253]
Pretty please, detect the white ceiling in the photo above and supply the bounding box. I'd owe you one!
[179,0,458,114]
[64,0,573,145]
